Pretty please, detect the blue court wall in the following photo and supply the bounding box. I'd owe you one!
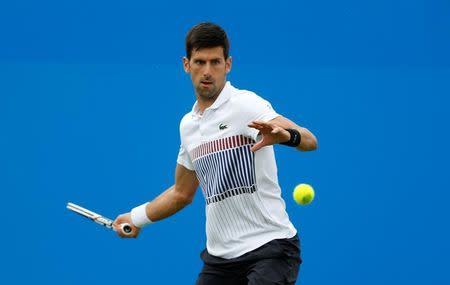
[1,1,449,284]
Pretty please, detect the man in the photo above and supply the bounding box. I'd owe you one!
[114,22,317,284]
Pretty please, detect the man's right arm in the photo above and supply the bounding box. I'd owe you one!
[145,164,199,222]
[114,164,199,238]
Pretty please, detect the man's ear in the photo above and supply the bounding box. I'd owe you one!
[182,57,190,73]
[226,56,232,73]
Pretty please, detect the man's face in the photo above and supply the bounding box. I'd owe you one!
[183,46,232,101]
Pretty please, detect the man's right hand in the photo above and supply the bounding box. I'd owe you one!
[113,213,141,238]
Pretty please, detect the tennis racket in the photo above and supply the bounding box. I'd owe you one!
[67,202,132,235]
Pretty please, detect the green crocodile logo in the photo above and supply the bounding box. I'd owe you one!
[219,123,228,130]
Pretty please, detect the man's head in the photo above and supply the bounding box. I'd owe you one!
[185,22,229,60]
[183,22,232,102]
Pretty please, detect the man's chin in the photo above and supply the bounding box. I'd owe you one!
[197,88,217,100]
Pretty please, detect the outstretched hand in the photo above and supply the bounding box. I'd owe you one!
[248,120,291,152]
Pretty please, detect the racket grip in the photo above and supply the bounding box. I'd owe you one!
[121,223,133,235]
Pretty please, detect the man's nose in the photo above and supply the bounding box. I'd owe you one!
[203,63,212,77]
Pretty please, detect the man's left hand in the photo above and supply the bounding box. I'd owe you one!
[248,120,290,152]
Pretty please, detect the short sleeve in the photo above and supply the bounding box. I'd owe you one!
[176,144,195,171]
[243,93,280,141]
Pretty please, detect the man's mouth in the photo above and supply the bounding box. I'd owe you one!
[200,81,213,87]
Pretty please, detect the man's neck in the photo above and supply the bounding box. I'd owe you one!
[196,94,219,113]
[196,83,226,113]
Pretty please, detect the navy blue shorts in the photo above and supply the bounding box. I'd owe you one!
[195,235,301,285]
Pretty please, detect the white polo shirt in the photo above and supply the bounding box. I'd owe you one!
[177,81,296,259]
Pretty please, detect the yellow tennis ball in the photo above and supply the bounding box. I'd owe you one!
[293,183,315,205]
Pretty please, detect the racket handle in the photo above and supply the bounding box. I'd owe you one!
[121,223,133,235]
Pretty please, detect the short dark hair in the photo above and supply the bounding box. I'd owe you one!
[185,22,229,60]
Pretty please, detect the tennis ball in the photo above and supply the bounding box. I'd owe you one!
[293,183,315,205]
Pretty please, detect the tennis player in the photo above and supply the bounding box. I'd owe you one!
[114,22,317,284]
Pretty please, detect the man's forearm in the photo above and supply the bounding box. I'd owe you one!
[145,185,193,222]
[297,127,318,151]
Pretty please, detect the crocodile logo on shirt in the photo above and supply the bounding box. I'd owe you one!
[219,123,228,130]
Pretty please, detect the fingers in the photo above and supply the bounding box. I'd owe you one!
[113,214,126,228]
[248,121,290,151]
[250,142,262,152]
[247,122,260,129]
[250,138,267,152]
[248,120,274,130]
[250,120,270,126]
[113,213,139,238]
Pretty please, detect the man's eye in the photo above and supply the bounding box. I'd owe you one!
[212,60,221,65]
[195,60,204,65]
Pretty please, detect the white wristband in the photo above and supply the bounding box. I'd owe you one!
[130,202,153,228]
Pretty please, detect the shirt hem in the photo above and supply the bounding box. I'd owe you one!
[207,227,297,259]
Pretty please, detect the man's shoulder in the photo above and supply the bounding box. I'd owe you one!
[228,84,278,122]
[179,110,194,127]
[229,85,271,111]
[230,84,266,104]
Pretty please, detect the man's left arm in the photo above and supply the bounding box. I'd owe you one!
[248,116,317,152]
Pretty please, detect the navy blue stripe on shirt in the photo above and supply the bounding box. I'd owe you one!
[191,135,256,205]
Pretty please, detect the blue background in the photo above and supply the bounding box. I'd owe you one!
[1,0,449,284]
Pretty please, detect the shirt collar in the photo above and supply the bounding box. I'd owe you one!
[191,81,232,116]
